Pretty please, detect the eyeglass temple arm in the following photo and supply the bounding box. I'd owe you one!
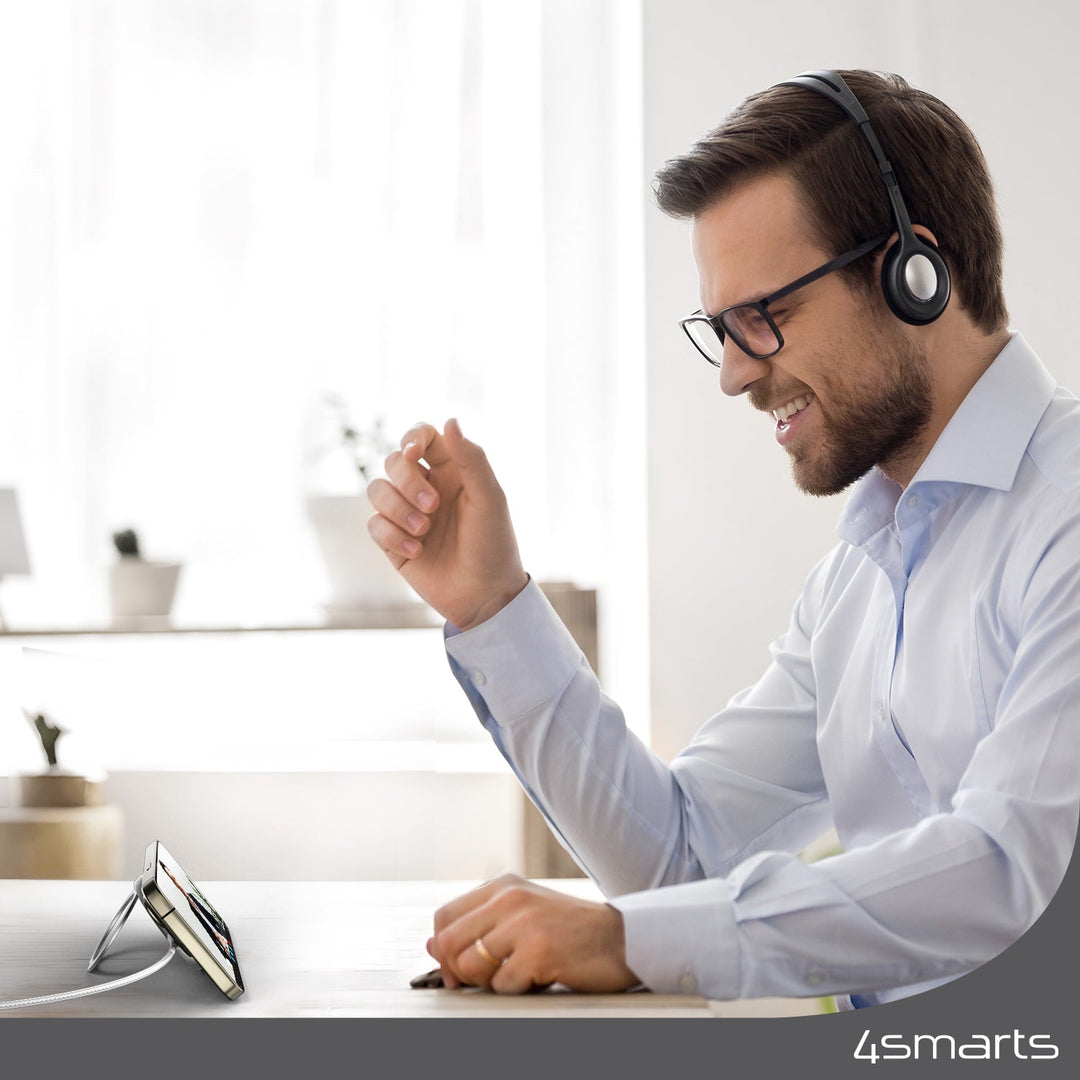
[766,235,889,306]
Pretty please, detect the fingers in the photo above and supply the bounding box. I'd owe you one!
[366,423,443,564]
[429,926,543,995]
[429,875,521,989]
[366,504,420,565]
[382,417,499,510]
[439,932,521,991]
[490,953,544,995]
[429,924,502,990]
[383,437,441,516]
[455,933,511,989]
[400,418,469,471]
[367,417,509,578]
[426,876,639,996]
[443,418,504,508]
[366,475,432,556]
[425,937,463,989]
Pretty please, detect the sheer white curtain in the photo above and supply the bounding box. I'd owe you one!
[0,0,648,737]
[0,0,643,611]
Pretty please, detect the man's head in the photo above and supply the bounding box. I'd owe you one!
[689,172,935,495]
[656,70,1008,495]
[654,69,1007,334]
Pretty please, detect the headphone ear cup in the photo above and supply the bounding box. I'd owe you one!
[880,237,951,325]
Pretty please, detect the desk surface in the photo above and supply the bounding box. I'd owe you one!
[0,879,823,1018]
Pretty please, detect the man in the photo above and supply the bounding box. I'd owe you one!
[366,69,1079,1009]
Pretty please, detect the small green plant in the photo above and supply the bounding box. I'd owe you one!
[323,394,394,483]
[24,709,63,768]
[112,528,142,558]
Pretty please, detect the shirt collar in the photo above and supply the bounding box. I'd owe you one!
[909,331,1056,491]
[837,332,1057,546]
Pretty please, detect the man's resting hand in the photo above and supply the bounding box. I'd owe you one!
[427,874,640,994]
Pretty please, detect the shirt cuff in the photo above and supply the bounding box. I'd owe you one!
[444,578,585,725]
[610,879,741,998]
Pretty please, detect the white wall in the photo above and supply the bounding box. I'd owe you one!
[640,0,1080,759]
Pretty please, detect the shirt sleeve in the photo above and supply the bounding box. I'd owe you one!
[444,573,832,967]
[446,495,1079,1001]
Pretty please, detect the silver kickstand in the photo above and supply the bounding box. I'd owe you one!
[87,886,139,973]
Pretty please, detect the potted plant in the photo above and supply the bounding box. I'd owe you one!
[108,527,182,621]
[6,707,122,879]
[15,709,105,808]
[305,395,417,616]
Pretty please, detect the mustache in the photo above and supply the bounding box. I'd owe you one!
[748,380,814,414]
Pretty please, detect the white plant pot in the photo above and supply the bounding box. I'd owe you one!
[109,559,182,619]
[306,493,416,613]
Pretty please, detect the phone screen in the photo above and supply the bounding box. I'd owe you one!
[153,845,240,985]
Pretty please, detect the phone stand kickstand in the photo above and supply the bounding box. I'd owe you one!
[88,885,145,971]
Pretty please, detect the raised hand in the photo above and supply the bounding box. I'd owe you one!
[366,418,530,631]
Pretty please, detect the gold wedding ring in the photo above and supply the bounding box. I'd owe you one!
[474,937,501,968]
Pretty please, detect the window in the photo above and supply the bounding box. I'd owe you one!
[0,0,648,763]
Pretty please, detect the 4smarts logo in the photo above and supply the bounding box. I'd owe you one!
[854,1028,1059,1063]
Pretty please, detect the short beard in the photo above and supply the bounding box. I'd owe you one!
[789,333,933,498]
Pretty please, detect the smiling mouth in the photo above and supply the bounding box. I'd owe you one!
[772,392,815,424]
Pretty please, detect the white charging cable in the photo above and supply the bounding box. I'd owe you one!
[0,884,178,1011]
[0,939,177,1011]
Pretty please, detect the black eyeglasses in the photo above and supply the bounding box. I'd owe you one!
[680,234,888,366]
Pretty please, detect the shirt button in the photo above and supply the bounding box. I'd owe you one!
[472,671,487,686]
[907,494,919,507]
[808,973,824,986]
[679,972,698,992]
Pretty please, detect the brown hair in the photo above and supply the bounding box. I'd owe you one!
[653,70,1008,333]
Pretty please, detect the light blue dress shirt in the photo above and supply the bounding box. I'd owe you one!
[444,333,1079,1008]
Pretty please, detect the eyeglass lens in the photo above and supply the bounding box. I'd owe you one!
[722,306,780,359]
[684,319,725,365]
[685,306,780,364]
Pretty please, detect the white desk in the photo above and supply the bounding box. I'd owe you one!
[0,879,824,1018]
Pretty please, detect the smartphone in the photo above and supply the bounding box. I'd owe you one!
[135,840,244,1000]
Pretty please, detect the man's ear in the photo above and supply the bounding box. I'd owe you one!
[879,225,943,254]
[911,224,941,249]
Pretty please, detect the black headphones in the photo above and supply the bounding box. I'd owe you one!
[775,69,950,325]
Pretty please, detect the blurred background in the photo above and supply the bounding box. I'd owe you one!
[0,0,1077,882]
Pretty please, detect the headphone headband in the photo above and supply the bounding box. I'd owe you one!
[773,69,950,325]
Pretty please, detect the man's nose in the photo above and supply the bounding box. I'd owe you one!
[718,337,771,397]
